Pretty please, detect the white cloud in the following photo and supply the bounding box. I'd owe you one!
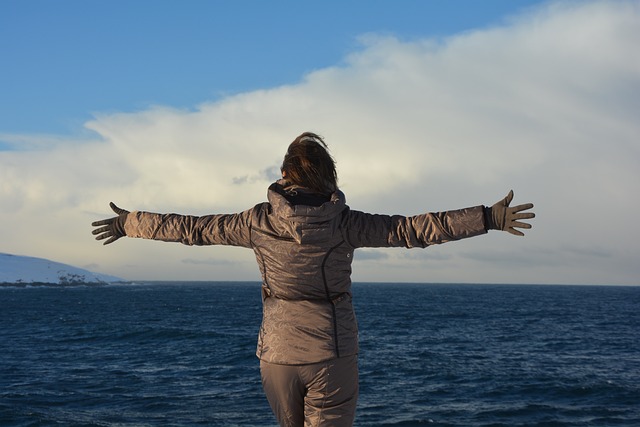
[1,0,639,285]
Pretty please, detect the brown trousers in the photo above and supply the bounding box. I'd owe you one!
[260,355,359,427]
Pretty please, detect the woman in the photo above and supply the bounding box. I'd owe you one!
[92,132,534,426]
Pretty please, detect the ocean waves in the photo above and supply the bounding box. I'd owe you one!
[1,282,639,426]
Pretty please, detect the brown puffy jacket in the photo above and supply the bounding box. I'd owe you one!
[124,180,487,364]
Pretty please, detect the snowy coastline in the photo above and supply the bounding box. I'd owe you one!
[0,253,123,285]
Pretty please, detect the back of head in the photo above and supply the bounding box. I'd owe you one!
[281,132,337,195]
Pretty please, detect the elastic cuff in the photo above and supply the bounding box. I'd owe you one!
[482,206,493,230]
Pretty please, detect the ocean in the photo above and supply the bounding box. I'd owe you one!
[1,282,638,426]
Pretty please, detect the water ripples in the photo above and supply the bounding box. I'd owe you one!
[1,282,639,426]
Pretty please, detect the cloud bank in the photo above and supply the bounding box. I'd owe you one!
[1,1,639,285]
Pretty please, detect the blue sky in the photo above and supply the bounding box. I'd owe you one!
[2,0,544,135]
[1,0,639,285]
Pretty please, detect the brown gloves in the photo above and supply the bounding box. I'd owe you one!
[91,202,130,245]
[484,190,535,236]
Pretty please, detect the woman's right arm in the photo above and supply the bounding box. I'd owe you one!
[342,206,487,249]
[342,190,534,249]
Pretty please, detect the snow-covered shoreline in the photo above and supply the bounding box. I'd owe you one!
[0,253,123,285]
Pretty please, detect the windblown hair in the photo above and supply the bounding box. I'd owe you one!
[281,132,337,195]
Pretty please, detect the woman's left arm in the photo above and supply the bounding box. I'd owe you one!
[124,209,253,248]
[92,202,254,248]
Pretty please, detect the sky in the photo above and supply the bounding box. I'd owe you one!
[1,0,639,286]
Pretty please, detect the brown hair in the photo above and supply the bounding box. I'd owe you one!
[281,132,337,194]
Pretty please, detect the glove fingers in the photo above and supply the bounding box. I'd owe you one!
[92,203,128,245]
[110,202,130,216]
[92,225,113,235]
[511,220,532,230]
[506,227,525,237]
[510,203,534,213]
[103,235,120,245]
[490,191,534,236]
[91,218,115,227]
[502,190,514,207]
[94,230,113,240]
[512,212,535,220]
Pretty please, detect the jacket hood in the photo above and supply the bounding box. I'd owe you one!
[267,180,347,243]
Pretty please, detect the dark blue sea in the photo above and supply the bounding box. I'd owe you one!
[1,282,638,426]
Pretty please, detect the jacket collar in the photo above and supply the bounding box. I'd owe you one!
[267,180,346,224]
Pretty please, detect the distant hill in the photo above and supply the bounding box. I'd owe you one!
[0,253,123,285]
